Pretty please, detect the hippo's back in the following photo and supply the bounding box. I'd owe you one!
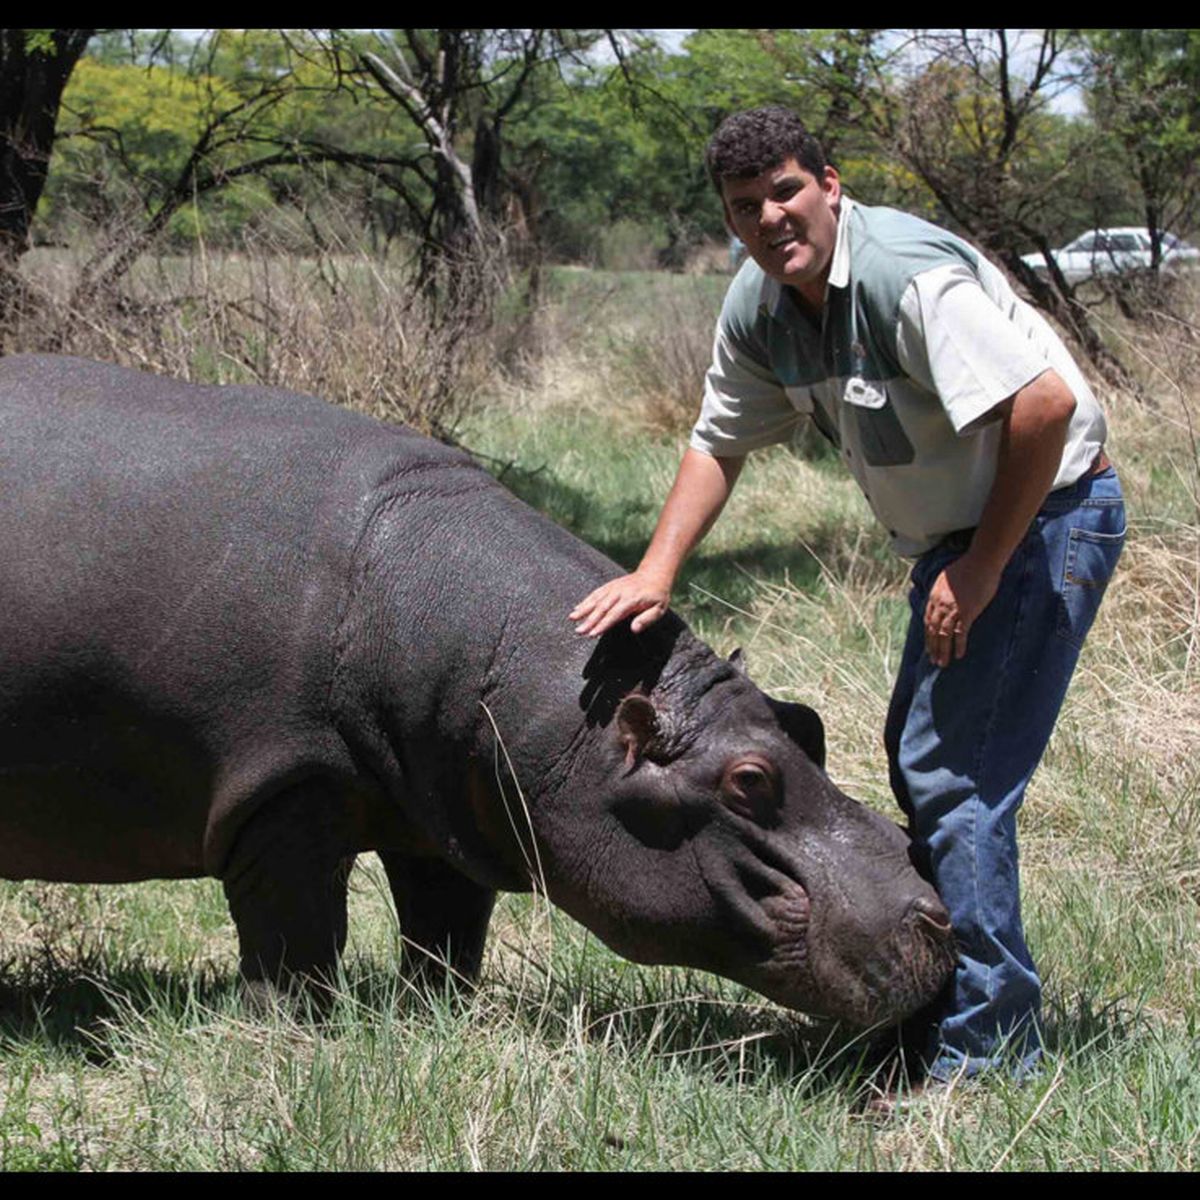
[0,355,478,881]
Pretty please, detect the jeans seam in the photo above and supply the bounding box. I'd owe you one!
[969,535,1030,1008]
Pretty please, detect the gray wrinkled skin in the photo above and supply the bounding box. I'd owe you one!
[0,355,954,1026]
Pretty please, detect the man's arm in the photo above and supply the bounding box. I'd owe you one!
[924,367,1076,667]
[570,448,744,638]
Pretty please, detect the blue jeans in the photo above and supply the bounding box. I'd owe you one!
[884,467,1125,1080]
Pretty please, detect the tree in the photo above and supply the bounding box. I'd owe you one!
[354,29,599,300]
[849,30,1129,383]
[61,30,395,303]
[1085,29,1200,269]
[0,29,94,316]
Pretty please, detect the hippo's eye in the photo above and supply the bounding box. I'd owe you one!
[720,756,780,824]
[732,765,766,790]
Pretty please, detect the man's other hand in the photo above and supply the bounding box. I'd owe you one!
[570,571,671,638]
[924,556,1000,667]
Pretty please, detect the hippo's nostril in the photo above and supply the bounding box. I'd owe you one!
[911,895,953,938]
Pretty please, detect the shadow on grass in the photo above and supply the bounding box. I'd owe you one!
[1041,990,1147,1059]
[0,938,887,1103]
[0,948,236,1061]
[493,457,899,623]
[481,944,889,1099]
[0,945,475,1058]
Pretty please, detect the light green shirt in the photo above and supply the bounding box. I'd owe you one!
[691,198,1107,556]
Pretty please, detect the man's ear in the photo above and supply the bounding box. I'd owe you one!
[822,165,842,215]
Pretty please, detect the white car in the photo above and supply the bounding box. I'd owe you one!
[1021,227,1200,284]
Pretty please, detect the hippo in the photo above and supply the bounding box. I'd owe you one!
[0,354,954,1026]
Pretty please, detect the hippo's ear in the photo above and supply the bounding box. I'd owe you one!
[768,698,826,771]
[729,648,748,675]
[616,693,672,768]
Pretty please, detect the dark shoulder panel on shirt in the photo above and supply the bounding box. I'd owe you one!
[718,258,775,368]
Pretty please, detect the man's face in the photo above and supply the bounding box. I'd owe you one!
[721,159,841,305]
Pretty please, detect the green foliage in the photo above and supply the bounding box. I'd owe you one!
[504,45,718,261]
[40,31,416,252]
[1085,29,1200,242]
[21,30,57,56]
[511,30,897,262]
[1,1067,83,1171]
[13,21,1198,372]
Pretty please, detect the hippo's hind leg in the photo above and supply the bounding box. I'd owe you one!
[221,781,356,1003]
[378,851,495,991]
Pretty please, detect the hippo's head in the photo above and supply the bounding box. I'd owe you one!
[532,622,955,1028]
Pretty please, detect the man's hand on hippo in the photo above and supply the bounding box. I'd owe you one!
[570,569,672,638]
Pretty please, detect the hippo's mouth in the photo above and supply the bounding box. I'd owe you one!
[699,840,814,973]
[708,839,956,1027]
[754,878,811,971]
[746,889,957,1028]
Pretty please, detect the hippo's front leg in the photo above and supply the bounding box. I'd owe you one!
[221,781,356,998]
[379,850,495,990]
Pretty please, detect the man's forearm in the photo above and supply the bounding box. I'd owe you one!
[637,448,745,589]
[924,368,1076,665]
[964,369,1076,577]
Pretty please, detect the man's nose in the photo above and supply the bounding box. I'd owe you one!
[761,199,788,230]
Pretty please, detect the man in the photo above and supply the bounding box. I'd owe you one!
[569,107,1125,1087]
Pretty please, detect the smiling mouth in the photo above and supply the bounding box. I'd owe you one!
[769,234,799,250]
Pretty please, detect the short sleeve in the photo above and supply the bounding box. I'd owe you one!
[689,323,800,457]
[896,263,1052,435]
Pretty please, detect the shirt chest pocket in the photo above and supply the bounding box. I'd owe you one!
[842,376,915,467]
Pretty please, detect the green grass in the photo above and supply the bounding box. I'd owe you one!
[2,262,1198,1169]
[2,874,1197,1169]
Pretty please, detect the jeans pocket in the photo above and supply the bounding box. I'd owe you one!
[1056,525,1125,649]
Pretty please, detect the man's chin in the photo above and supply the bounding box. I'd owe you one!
[750,252,815,287]
[760,263,827,307]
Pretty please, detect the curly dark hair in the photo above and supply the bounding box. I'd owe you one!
[705,107,828,190]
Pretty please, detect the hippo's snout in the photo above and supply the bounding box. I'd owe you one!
[911,894,953,938]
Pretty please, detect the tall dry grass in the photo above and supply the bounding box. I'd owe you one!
[5,224,507,440]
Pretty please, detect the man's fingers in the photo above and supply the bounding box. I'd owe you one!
[575,593,624,636]
[573,588,668,638]
[629,603,667,634]
[581,598,640,638]
[572,572,671,638]
[953,621,970,661]
[570,581,624,628]
[924,576,967,667]
[575,590,644,637]
[925,629,948,667]
[568,586,608,620]
[924,618,967,667]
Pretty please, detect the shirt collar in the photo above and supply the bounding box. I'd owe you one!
[827,195,855,289]
[761,195,856,321]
